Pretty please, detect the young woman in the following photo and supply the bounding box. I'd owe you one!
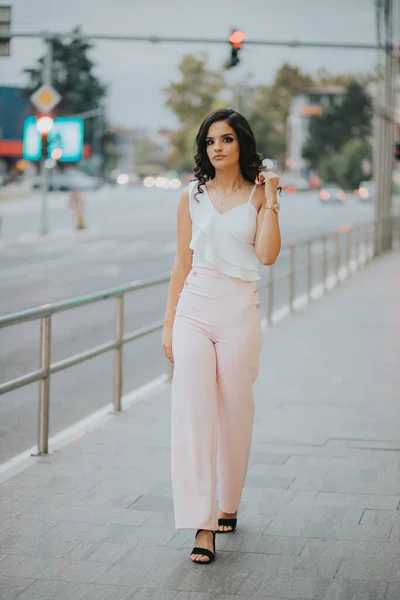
[162,108,281,564]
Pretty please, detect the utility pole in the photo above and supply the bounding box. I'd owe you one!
[374,0,398,254]
[39,37,52,235]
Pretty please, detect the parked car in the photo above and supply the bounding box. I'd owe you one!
[355,181,374,202]
[319,185,346,204]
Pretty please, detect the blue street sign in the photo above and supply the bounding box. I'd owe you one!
[23,116,84,162]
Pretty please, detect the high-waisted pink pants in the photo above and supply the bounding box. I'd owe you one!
[171,266,262,530]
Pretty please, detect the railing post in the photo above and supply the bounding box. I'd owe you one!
[307,240,312,301]
[289,246,295,312]
[38,315,52,455]
[363,223,368,263]
[267,264,274,325]
[335,233,341,284]
[355,225,360,268]
[113,295,124,412]
[322,236,328,292]
[346,229,352,274]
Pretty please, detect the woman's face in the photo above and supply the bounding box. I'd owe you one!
[206,120,240,170]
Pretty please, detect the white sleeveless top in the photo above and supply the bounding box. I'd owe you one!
[188,180,261,281]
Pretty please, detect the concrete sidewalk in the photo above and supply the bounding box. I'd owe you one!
[1,252,400,600]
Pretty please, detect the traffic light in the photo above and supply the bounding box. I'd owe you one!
[36,116,54,159]
[226,29,246,69]
[395,141,400,161]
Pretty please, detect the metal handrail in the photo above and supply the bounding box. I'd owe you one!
[1,218,399,457]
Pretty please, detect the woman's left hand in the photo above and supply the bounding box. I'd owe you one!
[255,171,280,198]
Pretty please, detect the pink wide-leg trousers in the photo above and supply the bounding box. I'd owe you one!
[171,267,262,530]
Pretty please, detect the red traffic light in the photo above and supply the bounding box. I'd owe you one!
[229,30,246,48]
[36,116,54,134]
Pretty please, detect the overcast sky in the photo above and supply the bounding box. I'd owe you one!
[2,0,378,131]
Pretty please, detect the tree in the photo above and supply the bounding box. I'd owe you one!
[135,135,168,168]
[249,64,314,165]
[165,54,225,127]
[23,27,118,175]
[337,139,372,190]
[247,110,285,164]
[24,28,107,141]
[255,64,314,136]
[164,54,225,170]
[302,80,372,169]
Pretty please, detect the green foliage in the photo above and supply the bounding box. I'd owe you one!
[23,27,119,174]
[24,28,107,141]
[164,54,225,169]
[319,139,372,190]
[165,54,224,127]
[135,136,168,168]
[253,64,314,139]
[337,139,372,189]
[302,80,372,169]
[164,54,373,173]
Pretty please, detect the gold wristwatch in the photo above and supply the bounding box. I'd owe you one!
[265,202,280,214]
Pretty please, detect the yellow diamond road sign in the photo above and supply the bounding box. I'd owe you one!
[30,84,62,114]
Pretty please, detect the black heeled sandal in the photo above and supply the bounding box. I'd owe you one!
[217,518,237,533]
[190,529,216,564]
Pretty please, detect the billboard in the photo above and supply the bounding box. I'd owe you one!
[23,116,84,162]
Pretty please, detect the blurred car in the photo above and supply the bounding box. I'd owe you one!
[33,170,102,191]
[142,174,182,190]
[281,183,297,195]
[319,185,346,204]
[355,181,374,202]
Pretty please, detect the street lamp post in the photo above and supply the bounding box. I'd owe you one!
[36,116,54,235]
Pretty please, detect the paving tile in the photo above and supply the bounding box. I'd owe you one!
[0,575,35,600]
[121,590,178,600]
[44,520,139,543]
[222,552,340,578]
[0,534,79,558]
[321,469,400,496]
[236,573,388,599]
[0,516,59,537]
[250,442,349,458]
[13,579,134,600]
[64,540,136,562]
[313,492,400,510]
[17,505,151,527]
[244,474,295,489]
[264,511,392,542]
[128,495,174,512]
[361,509,400,527]
[248,452,290,466]
[0,554,113,583]
[211,532,306,556]
[0,501,33,524]
[300,539,400,560]
[249,464,330,479]
[386,582,400,600]
[173,595,301,600]
[97,562,248,595]
[336,555,400,581]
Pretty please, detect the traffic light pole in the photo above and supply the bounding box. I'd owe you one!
[373,0,397,254]
[39,37,53,235]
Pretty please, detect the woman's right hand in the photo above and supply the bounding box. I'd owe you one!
[162,324,174,364]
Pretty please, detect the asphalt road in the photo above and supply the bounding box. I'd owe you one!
[0,185,376,462]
